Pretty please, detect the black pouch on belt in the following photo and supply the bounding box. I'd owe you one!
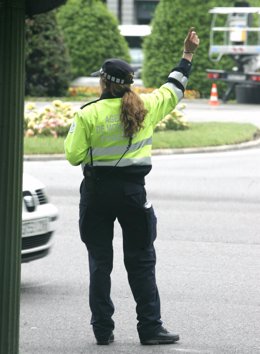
[83,164,98,192]
[142,201,157,248]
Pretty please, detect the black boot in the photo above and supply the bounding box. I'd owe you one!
[96,332,114,345]
[140,327,179,345]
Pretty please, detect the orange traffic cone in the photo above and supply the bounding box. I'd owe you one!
[209,83,219,106]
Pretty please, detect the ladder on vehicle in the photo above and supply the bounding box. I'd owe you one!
[209,7,260,62]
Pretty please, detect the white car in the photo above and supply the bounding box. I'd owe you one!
[22,173,58,262]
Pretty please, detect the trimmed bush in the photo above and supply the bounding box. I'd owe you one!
[25,11,71,97]
[142,0,258,97]
[56,0,130,78]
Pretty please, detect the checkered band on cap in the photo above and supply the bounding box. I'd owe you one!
[100,68,126,84]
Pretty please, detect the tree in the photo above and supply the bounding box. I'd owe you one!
[25,11,71,97]
[142,0,258,97]
[56,0,130,78]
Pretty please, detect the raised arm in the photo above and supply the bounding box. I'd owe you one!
[141,28,200,127]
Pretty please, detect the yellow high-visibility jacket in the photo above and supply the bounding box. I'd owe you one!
[65,59,191,172]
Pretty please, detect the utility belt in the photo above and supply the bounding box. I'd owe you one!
[83,137,132,184]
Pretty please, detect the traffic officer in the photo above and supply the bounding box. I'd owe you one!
[65,28,199,346]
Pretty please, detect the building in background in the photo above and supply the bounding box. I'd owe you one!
[102,0,159,24]
[100,0,159,78]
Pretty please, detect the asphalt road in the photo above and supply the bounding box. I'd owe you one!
[20,148,260,354]
[183,99,260,128]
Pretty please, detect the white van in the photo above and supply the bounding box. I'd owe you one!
[119,25,151,78]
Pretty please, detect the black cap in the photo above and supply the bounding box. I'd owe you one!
[91,58,134,84]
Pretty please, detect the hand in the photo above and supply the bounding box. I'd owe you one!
[184,27,200,53]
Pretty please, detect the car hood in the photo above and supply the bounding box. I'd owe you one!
[23,173,45,191]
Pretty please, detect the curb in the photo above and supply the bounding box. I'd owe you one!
[24,154,66,161]
[23,137,260,161]
[151,137,260,155]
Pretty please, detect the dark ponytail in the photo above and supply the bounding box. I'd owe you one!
[101,77,147,138]
[120,90,147,138]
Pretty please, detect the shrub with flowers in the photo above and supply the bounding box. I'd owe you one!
[24,98,189,138]
[155,103,189,132]
[68,86,200,99]
[24,100,75,138]
[68,85,156,98]
[184,90,200,99]
[68,86,100,98]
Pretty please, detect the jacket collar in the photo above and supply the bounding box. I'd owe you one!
[100,91,125,99]
[80,91,125,109]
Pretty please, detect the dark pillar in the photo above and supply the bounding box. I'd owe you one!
[0,0,25,353]
[118,0,122,23]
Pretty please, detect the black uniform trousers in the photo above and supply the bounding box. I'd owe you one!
[79,175,162,341]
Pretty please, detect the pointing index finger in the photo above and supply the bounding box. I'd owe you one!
[188,27,195,38]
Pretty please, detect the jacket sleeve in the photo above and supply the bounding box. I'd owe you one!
[64,110,90,166]
[141,58,192,128]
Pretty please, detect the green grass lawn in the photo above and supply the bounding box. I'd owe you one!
[24,122,259,155]
[24,136,65,155]
[152,122,259,149]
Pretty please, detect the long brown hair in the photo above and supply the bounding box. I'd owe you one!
[101,77,147,138]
